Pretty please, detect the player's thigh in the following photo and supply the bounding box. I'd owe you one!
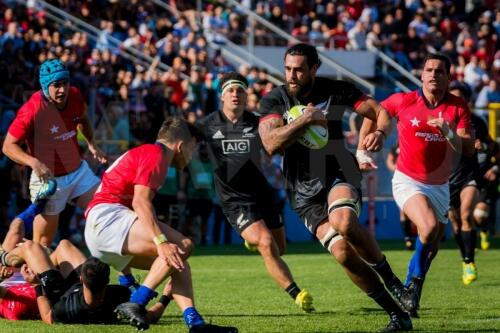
[124,221,192,257]
[241,220,272,245]
[402,194,440,229]
[459,185,479,217]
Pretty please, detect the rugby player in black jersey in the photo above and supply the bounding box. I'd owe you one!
[197,72,314,313]
[11,239,130,324]
[448,81,495,285]
[258,43,411,332]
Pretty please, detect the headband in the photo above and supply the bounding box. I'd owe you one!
[221,79,248,95]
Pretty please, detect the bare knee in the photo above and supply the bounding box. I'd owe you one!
[180,238,194,259]
[333,216,358,240]
[418,222,439,243]
[57,239,73,250]
[331,240,356,266]
[257,235,274,257]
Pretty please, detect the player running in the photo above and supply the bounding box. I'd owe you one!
[259,43,411,332]
[197,72,314,313]
[362,54,474,315]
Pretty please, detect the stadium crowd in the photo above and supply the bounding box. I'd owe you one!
[0,0,499,245]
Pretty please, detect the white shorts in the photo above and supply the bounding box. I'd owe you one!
[392,170,449,224]
[85,203,137,271]
[30,160,100,215]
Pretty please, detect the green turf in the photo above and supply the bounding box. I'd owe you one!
[1,239,499,333]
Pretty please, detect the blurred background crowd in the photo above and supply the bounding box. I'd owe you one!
[0,0,499,247]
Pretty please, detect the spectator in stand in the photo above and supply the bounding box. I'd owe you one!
[475,79,500,110]
[309,20,325,46]
[329,21,348,49]
[464,55,489,91]
[348,21,367,50]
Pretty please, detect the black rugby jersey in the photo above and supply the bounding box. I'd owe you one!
[52,284,130,324]
[196,110,272,203]
[449,114,489,186]
[259,77,364,208]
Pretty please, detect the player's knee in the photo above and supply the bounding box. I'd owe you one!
[334,217,358,239]
[331,240,355,265]
[418,223,439,243]
[180,238,194,258]
[257,235,274,256]
[57,239,73,251]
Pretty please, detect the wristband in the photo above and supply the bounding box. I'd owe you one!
[375,129,386,139]
[159,295,171,307]
[153,233,168,246]
[445,129,454,141]
[35,285,44,297]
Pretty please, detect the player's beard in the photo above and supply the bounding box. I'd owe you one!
[286,77,313,98]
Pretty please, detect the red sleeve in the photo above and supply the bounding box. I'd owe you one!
[353,94,368,110]
[8,101,35,141]
[134,148,168,191]
[380,93,404,118]
[456,102,472,130]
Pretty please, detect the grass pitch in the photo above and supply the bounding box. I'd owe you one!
[1,240,499,333]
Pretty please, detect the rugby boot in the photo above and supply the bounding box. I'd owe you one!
[480,231,490,251]
[400,277,423,317]
[462,262,477,285]
[295,289,315,313]
[35,179,57,202]
[379,312,413,332]
[115,302,149,331]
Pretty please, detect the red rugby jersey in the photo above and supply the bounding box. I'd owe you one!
[8,87,85,176]
[381,89,472,185]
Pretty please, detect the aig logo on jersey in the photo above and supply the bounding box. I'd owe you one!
[222,139,250,154]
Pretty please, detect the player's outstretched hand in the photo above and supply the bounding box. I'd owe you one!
[362,130,384,152]
[157,242,185,272]
[88,144,108,164]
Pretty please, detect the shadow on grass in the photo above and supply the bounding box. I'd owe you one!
[199,310,338,318]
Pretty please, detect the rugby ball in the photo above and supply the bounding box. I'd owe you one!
[285,105,328,149]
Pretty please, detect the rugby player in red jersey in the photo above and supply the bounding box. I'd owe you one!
[360,54,474,316]
[2,59,106,246]
[85,117,237,333]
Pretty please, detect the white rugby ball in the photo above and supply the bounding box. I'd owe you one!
[285,105,328,149]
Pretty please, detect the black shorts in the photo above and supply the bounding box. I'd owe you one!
[449,175,477,210]
[292,178,362,235]
[222,198,282,234]
[478,183,499,206]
